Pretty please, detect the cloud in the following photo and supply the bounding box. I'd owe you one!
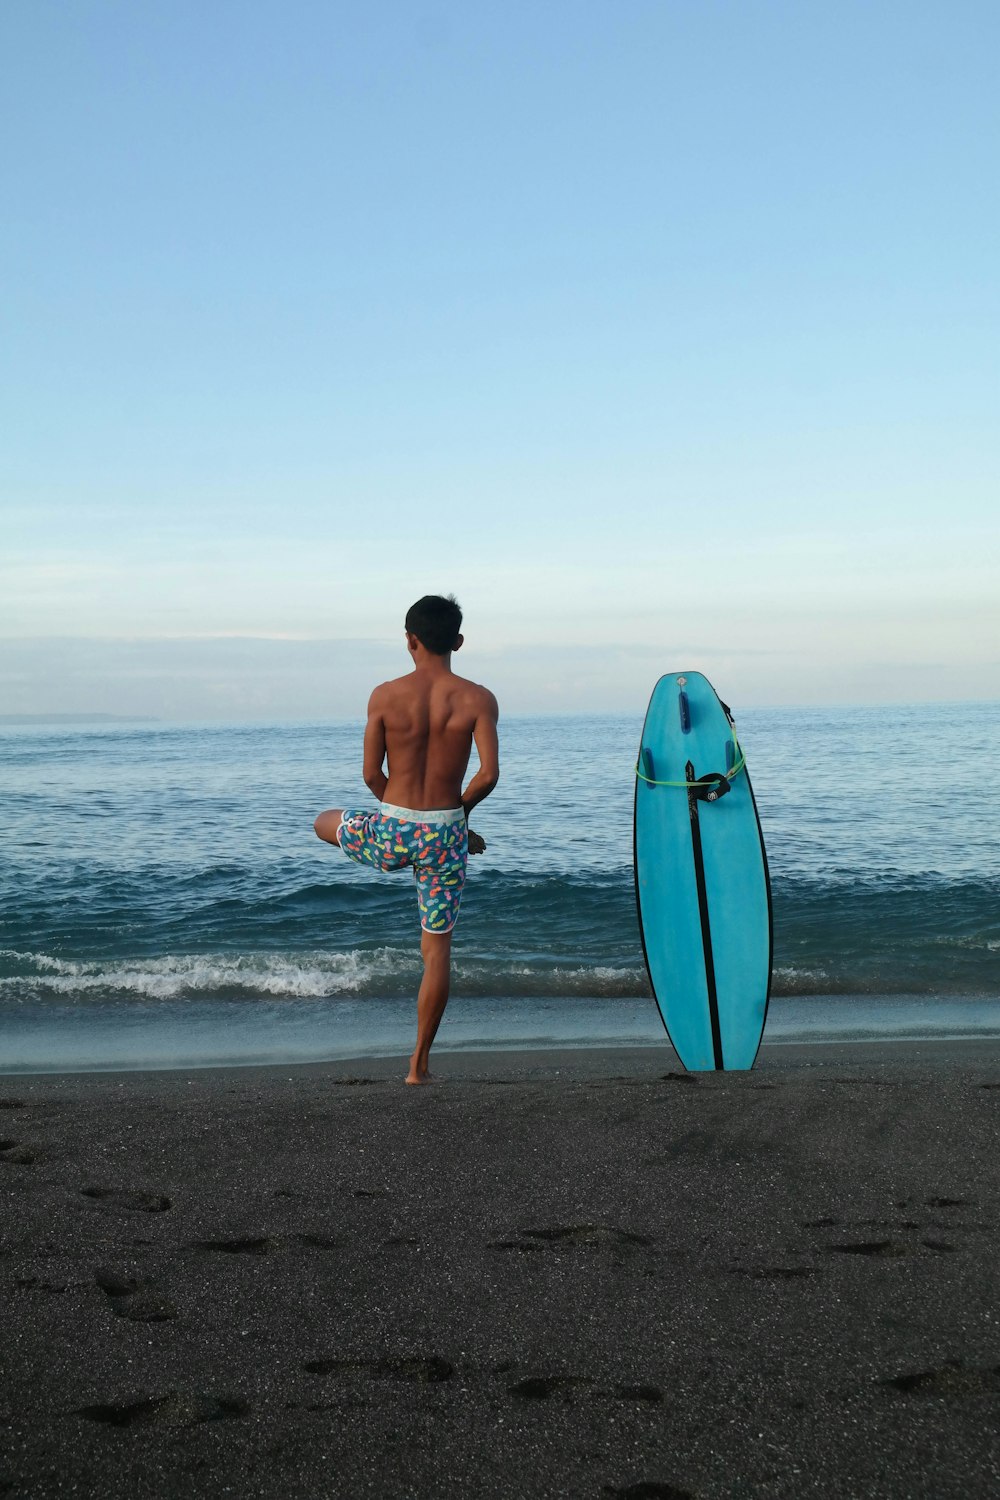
[0,636,398,721]
[2,630,997,720]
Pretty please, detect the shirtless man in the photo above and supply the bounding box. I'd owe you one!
[313,595,499,1085]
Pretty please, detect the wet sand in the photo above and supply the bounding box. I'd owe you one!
[2,1040,1000,1498]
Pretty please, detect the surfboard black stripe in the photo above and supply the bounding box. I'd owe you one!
[686,761,724,1071]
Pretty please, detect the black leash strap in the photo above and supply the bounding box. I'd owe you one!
[686,759,725,1070]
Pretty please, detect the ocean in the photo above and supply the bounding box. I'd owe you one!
[2,702,999,1072]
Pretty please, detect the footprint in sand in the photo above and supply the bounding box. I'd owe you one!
[76,1391,248,1428]
[192,1233,345,1256]
[830,1240,909,1258]
[508,1224,654,1252]
[192,1236,274,1255]
[882,1361,1000,1397]
[0,1139,38,1165]
[804,1214,969,1260]
[508,1374,592,1399]
[81,1187,172,1213]
[95,1267,177,1323]
[502,1370,664,1404]
[603,1483,695,1499]
[15,1276,73,1295]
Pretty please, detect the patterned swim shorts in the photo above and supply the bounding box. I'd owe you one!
[337,802,468,934]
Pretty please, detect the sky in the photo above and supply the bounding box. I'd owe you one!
[2,0,998,718]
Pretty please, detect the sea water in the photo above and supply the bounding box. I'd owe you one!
[2,704,998,1071]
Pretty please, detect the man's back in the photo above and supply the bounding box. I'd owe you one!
[372,670,497,812]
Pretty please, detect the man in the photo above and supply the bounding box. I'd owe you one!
[314,595,500,1085]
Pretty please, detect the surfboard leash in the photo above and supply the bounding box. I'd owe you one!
[635,729,746,796]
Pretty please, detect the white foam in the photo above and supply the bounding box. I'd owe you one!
[0,947,420,1001]
[771,964,832,994]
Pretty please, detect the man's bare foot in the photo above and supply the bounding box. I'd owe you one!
[405,1067,445,1085]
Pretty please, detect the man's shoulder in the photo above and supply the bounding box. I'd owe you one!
[452,675,498,716]
[368,675,412,707]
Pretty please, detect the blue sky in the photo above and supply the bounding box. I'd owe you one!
[3,0,998,717]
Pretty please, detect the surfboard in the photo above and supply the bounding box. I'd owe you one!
[633,672,772,1070]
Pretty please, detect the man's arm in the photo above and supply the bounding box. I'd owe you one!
[461,691,500,821]
[362,689,388,801]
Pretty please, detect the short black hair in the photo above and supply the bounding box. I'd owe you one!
[405,594,463,655]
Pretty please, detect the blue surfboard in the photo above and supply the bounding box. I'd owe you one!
[634,673,772,1070]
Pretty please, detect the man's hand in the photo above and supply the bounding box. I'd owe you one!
[468,829,487,856]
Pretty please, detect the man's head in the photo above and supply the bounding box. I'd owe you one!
[405,594,463,657]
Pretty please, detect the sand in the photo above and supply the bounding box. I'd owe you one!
[2,1039,1000,1498]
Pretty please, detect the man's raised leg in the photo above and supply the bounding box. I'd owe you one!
[407,928,452,1085]
[314,810,344,845]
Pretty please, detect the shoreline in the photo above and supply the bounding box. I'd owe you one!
[3,991,999,1079]
[7,1036,1000,1081]
[4,1033,1000,1083]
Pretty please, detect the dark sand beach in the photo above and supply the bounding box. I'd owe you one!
[2,1040,1000,1498]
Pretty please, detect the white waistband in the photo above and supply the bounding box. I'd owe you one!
[380,802,465,825]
